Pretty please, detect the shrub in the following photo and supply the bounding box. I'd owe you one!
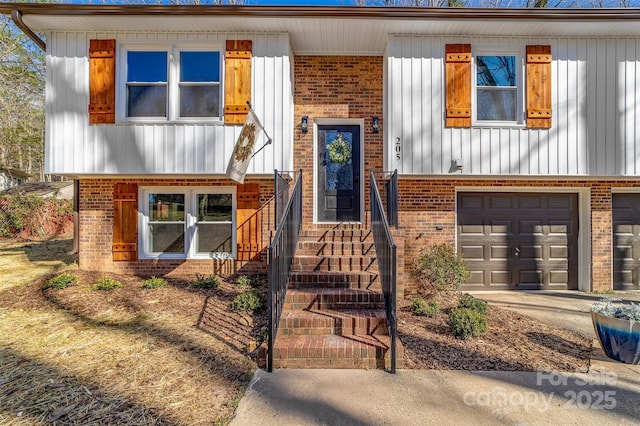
[458,294,487,314]
[93,277,123,291]
[141,276,168,289]
[231,290,264,312]
[43,273,77,290]
[410,243,470,295]
[411,297,441,317]
[192,273,219,289]
[236,275,253,290]
[449,307,488,340]
[0,195,73,238]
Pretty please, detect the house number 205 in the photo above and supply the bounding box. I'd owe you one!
[395,138,401,160]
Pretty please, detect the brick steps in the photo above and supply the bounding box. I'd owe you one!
[284,288,385,310]
[289,271,380,289]
[279,308,388,336]
[291,255,378,273]
[271,334,397,369]
[269,226,400,370]
[297,240,374,256]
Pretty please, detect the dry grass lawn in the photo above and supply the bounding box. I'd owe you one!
[0,239,265,425]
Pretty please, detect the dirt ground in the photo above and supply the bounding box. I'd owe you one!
[398,295,592,372]
[0,238,592,424]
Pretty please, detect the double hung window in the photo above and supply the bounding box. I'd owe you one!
[473,50,522,125]
[140,187,235,259]
[123,46,222,121]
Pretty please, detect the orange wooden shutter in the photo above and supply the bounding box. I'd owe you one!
[236,183,261,261]
[224,40,252,124]
[445,44,472,128]
[113,183,137,261]
[89,39,116,124]
[526,45,552,129]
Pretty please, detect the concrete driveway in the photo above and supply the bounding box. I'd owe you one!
[231,291,640,426]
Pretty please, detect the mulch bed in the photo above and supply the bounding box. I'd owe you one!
[398,294,592,372]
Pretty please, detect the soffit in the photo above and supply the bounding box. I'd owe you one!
[14,8,640,55]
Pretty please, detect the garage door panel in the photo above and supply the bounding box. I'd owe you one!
[461,245,485,260]
[490,271,512,285]
[489,222,513,236]
[519,244,542,261]
[489,195,515,209]
[458,192,578,291]
[549,245,568,260]
[613,194,640,290]
[518,195,543,210]
[459,194,485,209]
[549,270,569,285]
[459,224,485,236]
[490,245,509,260]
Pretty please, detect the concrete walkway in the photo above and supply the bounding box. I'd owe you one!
[231,292,640,426]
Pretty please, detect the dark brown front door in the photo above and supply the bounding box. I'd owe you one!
[317,125,361,222]
[613,193,640,290]
[457,192,578,291]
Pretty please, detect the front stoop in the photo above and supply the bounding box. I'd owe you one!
[271,228,403,370]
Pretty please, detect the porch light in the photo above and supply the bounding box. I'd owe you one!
[301,116,308,133]
[372,116,380,133]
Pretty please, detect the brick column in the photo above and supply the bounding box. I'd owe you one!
[591,184,612,291]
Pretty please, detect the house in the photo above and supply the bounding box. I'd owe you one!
[1,181,74,199]
[3,4,640,293]
[0,167,30,191]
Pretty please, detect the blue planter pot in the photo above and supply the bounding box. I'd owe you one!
[591,311,640,364]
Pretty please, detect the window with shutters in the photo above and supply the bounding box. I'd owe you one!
[120,45,222,122]
[139,186,236,259]
[473,48,523,126]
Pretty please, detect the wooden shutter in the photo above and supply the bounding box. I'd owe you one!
[224,40,252,124]
[113,183,137,261]
[445,44,472,128]
[89,39,116,124]
[236,183,261,261]
[526,45,552,129]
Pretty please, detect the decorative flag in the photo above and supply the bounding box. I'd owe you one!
[226,109,263,184]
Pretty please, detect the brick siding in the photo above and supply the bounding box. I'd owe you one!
[78,178,273,277]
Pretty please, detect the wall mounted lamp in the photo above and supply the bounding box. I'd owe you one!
[372,116,380,133]
[301,116,309,133]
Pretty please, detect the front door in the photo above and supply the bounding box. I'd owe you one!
[317,125,361,222]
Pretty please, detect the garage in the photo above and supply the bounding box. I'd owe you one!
[612,193,640,290]
[457,192,578,291]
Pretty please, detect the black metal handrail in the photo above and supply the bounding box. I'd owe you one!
[267,169,303,372]
[385,169,398,228]
[370,170,397,374]
[273,169,291,227]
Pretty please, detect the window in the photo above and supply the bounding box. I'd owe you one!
[473,50,523,125]
[122,46,222,121]
[140,187,235,259]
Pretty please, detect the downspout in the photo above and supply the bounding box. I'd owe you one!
[11,10,46,51]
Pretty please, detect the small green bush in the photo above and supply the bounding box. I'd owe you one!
[236,275,253,290]
[191,273,219,289]
[411,297,441,317]
[93,277,123,291]
[410,243,470,295]
[458,294,487,314]
[43,273,77,290]
[231,290,264,312]
[141,276,168,289]
[449,307,488,340]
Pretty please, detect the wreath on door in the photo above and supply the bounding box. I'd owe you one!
[327,134,352,165]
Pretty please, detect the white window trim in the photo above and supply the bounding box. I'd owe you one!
[472,46,525,128]
[117,43,224,124]
[138,186,236,260]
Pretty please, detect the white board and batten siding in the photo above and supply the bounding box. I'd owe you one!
[387,35,640,177]
[45,31,293,176]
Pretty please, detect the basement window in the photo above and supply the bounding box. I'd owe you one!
[139,186,235,259]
